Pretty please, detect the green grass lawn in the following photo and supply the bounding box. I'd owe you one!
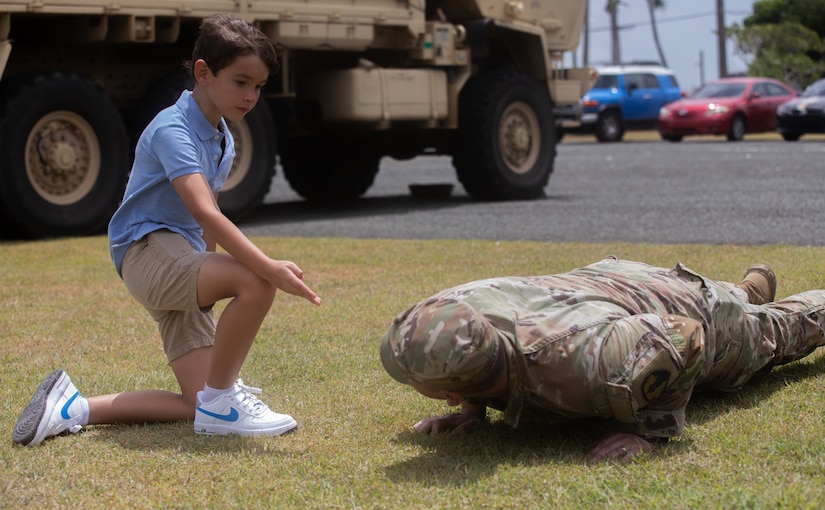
[2,237,824,509]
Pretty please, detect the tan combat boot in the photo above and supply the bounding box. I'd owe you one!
[738,264,777,305]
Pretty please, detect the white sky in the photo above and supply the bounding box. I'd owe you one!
[568,0,756,93]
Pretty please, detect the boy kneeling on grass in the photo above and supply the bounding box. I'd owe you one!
[380,257,825,462]
[13,13,320,447]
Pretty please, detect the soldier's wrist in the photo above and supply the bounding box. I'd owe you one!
[637,433,669,443]
[459,409,487,420]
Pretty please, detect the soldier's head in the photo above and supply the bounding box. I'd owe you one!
[379,298,505,395]
[189,13,279,79]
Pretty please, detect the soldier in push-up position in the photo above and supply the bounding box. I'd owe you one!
[380,257,824,461]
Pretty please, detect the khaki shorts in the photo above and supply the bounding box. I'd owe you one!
[121,229,215,362]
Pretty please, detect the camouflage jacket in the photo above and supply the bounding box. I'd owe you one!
[405,257,764,438]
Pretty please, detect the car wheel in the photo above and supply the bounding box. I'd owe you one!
[781,133,802,142]
[595,110,624,143]
[727,114,746,141]
[660,133,683,142]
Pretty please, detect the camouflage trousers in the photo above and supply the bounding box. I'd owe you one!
[604,261,825,394]
[699,283,825,391]
[593,262,825,437]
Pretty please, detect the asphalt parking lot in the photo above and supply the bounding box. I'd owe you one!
[242,132,825,246]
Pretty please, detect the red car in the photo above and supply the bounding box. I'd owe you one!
[658,77,797,142]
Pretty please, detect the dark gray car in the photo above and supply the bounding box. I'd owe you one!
[776,78,825,141]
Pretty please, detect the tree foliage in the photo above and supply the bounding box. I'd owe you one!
[746,0,825,38]
[728,0,825,90]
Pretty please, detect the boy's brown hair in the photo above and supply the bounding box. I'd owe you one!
[189,13,279,78]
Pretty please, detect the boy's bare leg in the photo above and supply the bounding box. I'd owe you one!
[85,346,211,424]
[196,252,276,390]
[85,251,277,425]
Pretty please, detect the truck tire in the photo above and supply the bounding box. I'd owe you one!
[280,134,381,200]
[218,100,277,221]
[595,109,624,142]
[128,69,276,221]
[127,69,194,149]
[453,70,555,200]
[0,71,129,238]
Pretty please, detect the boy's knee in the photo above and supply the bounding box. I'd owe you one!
[243,273,276,304]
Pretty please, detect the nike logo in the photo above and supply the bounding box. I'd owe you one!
[196,406,240,422]
[61,391,79,419]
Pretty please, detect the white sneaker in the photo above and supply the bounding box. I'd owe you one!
[13,370,85,446]
[194,380,297,437]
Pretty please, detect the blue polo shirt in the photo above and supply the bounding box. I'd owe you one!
[108,90,234,276]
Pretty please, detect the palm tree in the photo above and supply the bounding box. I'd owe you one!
[606,0,621,64]
[646,0,668,67]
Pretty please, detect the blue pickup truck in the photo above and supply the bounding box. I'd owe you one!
[574,65,683,142]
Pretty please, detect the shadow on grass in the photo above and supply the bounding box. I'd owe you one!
[83,421,297,457]
[687,352,825,424]
[383,419,695,487]
[242,193,475,228]
[384,354,825,487]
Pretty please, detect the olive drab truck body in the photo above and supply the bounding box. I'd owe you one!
[0,0,588,238]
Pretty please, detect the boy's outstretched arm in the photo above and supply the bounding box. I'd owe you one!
[172,172,321,306]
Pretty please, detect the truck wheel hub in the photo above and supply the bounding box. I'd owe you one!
[47,141,79,173]
[499,101,539,174]
[25,112,100,205]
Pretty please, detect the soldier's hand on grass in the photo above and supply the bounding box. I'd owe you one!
[585,432,656,462]
[413,413,485,434]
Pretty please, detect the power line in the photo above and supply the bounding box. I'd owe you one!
[590,10,750,33]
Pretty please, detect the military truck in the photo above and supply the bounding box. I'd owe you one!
[0,0,588,238]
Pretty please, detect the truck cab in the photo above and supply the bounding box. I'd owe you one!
[0,0,590,239]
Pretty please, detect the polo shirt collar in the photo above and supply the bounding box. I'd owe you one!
[178,90,229,141]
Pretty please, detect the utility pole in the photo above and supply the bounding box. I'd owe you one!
[716,0,727,78]
[583,0,589,66]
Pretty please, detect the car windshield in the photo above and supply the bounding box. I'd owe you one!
[801,80,825,97]
[592,74,619,89]
[693,82,747,98]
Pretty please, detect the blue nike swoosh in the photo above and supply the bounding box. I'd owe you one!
[196,406,240,422]
[61,391,79,419]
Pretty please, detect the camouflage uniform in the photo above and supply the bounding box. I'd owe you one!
[380,257,825,438]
